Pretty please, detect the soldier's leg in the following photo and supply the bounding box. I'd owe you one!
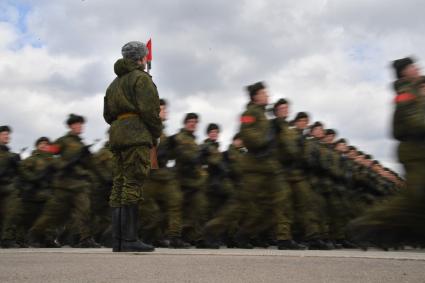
[29,189,73,246]
[16,200,45,245]
[292,179,322,240]
[1,191,23,247]
[72,190,94,242]
[111,146,154,252]
[181,187,207,244]
[161,180,184,240]
[235,173,266,243]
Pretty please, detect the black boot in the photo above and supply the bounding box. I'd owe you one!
[307,239,334,250]
[336,239,358,249]
[169,237,191,249]
[277,240,308,250]
[196,239,220,249]
[1,239,20,249]
[75,237,101,248]
[120,205,155,252]
[112,207,121,252]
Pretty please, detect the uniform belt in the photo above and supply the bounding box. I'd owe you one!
[117,113,139,120]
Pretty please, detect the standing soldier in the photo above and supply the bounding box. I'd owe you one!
[103,41,162,252]
[171,113,207,245]
[29,114,99,248]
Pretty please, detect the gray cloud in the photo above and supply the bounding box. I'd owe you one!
[3,0,425,173]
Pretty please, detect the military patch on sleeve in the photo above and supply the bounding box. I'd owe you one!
[240,115,256,124]
[46,144,61,154]
[395,93,416,103]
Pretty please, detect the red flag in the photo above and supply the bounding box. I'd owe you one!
[147,38,152,62]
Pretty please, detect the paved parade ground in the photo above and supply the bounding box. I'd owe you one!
[1,248,425,283]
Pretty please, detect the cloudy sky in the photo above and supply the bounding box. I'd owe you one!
[1,0,424,173]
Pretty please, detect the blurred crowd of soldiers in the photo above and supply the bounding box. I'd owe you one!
[0,85,404,250]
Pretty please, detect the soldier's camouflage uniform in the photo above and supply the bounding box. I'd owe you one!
[171,129,207,243]
[273,118,322,241]
[139,131,184,243]
[2,149,55,245]
[202,138,232,220]
[349,76,425,246]
[0,144,20,245]
[90,143,114,242]
[235,103,291,243]
[104,58,162,207]
[29,132,94,243]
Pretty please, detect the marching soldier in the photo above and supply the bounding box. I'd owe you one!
[138,99,188,248]
[0,126,21,248]
[1,137,55,248]
[29,114,99,248]
[171,113,207,245]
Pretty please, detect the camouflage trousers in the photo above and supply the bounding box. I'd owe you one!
[30,178,92,240]
[110,146,150,207]
[2,198,47,242]
[180,184,207,243]
[237,172,292,243]
[139,171,183,241]
[286,177,323,240]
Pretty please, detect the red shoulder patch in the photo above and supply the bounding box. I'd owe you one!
[46,144,61,154]
[395,93,416,103]
[240,115,256,124]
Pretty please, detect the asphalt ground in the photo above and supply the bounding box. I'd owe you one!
[1,248,425,283]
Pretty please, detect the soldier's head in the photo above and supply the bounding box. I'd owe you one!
[206,123,220,142]
[183,113,199,133]
[363,154,373,167]
[293,112,309,130]
[159,99,168,121]
[0,125,11,145]
[232,133,243,148]
[66,114,85,135]
[347,146,357,159]
[354,151,365,164]
[392,57,420,80]
[246,81,268,106]
[335,138,348,153]
[121,41,149,67]
[324,129,337,144]
[371,160,381,174]
[35,137,51,152]
[273,98,289,119]
[310,122,324,139]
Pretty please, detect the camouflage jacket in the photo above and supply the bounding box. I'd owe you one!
[92,142,114,184]
[222,144,245,183]
[104,58,162,150]
[150,131,176,181]
[53,132,93,178]
[0,144,20,192]
[392,77,425,162]
[272,118,305,179]
[239,103,281,174]
[172,129,205,188]
[19,149,56,201]
[201,138,223,174]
